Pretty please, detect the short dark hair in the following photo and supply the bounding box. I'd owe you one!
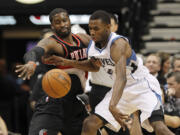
[167,71,180,83]
[49,8,68,23]
[108,13,118,24]
[90,10,110,25]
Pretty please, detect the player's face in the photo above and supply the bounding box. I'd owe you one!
[89,19,110,43]
[51,12,71,38]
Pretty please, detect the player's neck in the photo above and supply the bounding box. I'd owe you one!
[58,33,74,45]
[99,33,110,48]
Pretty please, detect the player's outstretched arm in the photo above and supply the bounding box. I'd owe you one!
[15,38,62,80]
[43,55,101,72]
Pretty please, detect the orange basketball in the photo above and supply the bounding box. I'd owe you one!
[42,69,71,98]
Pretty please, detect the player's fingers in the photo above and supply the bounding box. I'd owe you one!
[118,120,126,131]
[119,115,129,120]
[25,73,31,80]
[27,73,31,80]
[15,65,25,73]
[23,70,32,80]
[16,64,24,68]
[18,68,27,78]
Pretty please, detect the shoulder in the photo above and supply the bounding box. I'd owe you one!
[111,38,129,52]
[76,33,91,47]
[37,37,57,47]
[110,37,132,62]
[37,36,64,55]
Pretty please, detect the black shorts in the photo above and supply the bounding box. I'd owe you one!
[148,103,164,124]
[28,96,88,135]
[89,82,111,112]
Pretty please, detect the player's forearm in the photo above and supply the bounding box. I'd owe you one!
[109,77,126,108]
[66,59,99,72]
[24,46,45,63]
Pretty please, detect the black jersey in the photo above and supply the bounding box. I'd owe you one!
[51,34,88,99]
[29,34,88,135]
[52,34,87,61]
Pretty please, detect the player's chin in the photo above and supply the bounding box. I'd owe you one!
[57,30,70,37]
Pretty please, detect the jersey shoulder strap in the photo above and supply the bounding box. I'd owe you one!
[51,35,68,57]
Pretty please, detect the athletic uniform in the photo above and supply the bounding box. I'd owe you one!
[28,34,88,135]
[87,32,163,133]
[88,67,113,112]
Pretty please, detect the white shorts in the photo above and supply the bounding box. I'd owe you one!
[95,73,162,132]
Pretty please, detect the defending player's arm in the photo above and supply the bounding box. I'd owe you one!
[109,38,130,129]
[43,55,101,72]
[15,38,64,80]
[42,34,98,72]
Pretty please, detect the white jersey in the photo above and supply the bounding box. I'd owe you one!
[88,32,144,88]
[88,32,163,132]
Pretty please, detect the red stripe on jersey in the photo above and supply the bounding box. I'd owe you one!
[75,34,82,43]
[54,39,68,58]
[72,34,80,47]
[54,34,80,47]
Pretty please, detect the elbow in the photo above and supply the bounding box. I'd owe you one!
[109,104,115,112]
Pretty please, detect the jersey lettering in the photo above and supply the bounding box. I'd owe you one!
[70,48,87,60]
[100,58,115,66]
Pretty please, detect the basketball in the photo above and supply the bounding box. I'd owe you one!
[42,69,71,98]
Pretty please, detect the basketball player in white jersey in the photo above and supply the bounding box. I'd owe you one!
[43,10,174,135]
[44,12,142,135]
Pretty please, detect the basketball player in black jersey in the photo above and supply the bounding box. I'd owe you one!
[15,8,92,135]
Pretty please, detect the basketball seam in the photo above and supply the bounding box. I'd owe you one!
[46,73,60,96]
[50,72,71,86]
[50,74,70,92]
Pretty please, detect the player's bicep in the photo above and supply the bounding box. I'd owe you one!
[36,38,52,53]
[115,55,126,79]
[37,38,64,56]
[111,40,127,76]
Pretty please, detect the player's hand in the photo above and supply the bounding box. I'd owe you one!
[15,61,36,80]
[42,55,70,66]
[109,106,130,131]
[90,57,102,67]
